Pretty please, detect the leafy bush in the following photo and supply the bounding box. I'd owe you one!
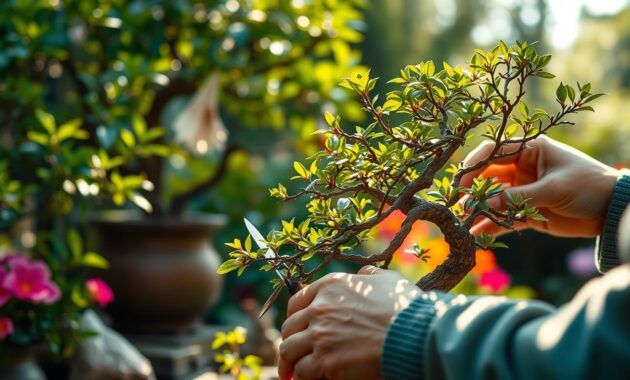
[0,0,365,216]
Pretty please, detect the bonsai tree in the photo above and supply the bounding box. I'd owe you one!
[0,0,366,217]
[221,41,602,293]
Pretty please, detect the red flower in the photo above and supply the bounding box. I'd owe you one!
[86,278,114,308]
[0,267,12,306]
[0,317,13,339]
[478,267,511,293]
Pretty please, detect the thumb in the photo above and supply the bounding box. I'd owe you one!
[358,265,383,275]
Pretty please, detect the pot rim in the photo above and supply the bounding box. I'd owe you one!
[89,210,227,230]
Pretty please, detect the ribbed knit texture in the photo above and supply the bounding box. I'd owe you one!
[381,292,452,380]
[596,171,630,273]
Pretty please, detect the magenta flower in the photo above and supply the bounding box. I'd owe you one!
[478,267,511,293]
[0,253,22,265]
[0,267,11,306]
[0,316,13,339]
[3,258,60,304]
[86,278,114,308]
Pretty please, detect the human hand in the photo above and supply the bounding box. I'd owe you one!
[278,266,421,380]
[461,135,620,237]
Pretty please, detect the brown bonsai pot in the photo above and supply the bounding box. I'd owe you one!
[90,211,226,334]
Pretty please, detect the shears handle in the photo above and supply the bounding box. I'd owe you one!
[284,277,303,295]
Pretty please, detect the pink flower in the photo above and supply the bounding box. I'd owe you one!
[0,253,22,265]
[86,278,114,308]
[3,258,60,304]
[0,317,13,339]
[0,267,11,306]
[478,267,511,293]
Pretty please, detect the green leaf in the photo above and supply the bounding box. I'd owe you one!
[310,160,318,174]
[67,228,83,259]
[491,242,509,249]
[538,54,552,68]
[498,40,509,56]
[324,112,336,127]
[425,60,435,76]
[505,124,519,138]
[35,109,56,134]
[566,85,576,102]
[536,71,555,79]
[282,219,295,234]
[57,119,84,141]
[138,144,171,157]
[96,125,120,149]
[226,239,242,250]
[216,259,242,275]
[583,93,605,104]
[112,192,125,206]
[556,83,567,104]
[301,250,316,261]
[382,97,402,112]
[576,106,594,112]
[237,266,246,277]
[293,161,310,180]
[132,114,147,137]
[72,287,89,308]
[212,332,226,349]
[120,129,135,148]
[528,213,549,222]
[518,101,529,117]
[387,77,407,84]
[142,127,165,142]
[443,61,455,76]
[82,252,109,269]
[27,131,49,146]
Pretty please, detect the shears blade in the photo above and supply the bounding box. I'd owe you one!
[243,218,303,318]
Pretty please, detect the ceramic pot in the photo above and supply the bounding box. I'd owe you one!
[91,211,226,334]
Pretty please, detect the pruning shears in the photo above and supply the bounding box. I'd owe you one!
[244,218,303,318]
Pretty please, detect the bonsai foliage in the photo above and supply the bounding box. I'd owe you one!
[222,41,602,292]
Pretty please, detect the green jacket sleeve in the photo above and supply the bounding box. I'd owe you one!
[596,171,630,272]
[382,265,630,380]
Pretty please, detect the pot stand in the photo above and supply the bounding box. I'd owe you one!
[124,325,219,380]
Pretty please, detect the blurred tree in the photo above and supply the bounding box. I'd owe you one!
[0,0,367,219]
[552,5,630,165]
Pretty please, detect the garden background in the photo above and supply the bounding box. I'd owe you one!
[1,0,630,376]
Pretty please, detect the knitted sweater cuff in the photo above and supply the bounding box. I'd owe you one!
[381,292,453,380]
[596,170,630,273]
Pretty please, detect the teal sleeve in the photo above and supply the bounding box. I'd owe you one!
[381,265,630,380]
[381,292,453,380]
[596,171,630,273]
